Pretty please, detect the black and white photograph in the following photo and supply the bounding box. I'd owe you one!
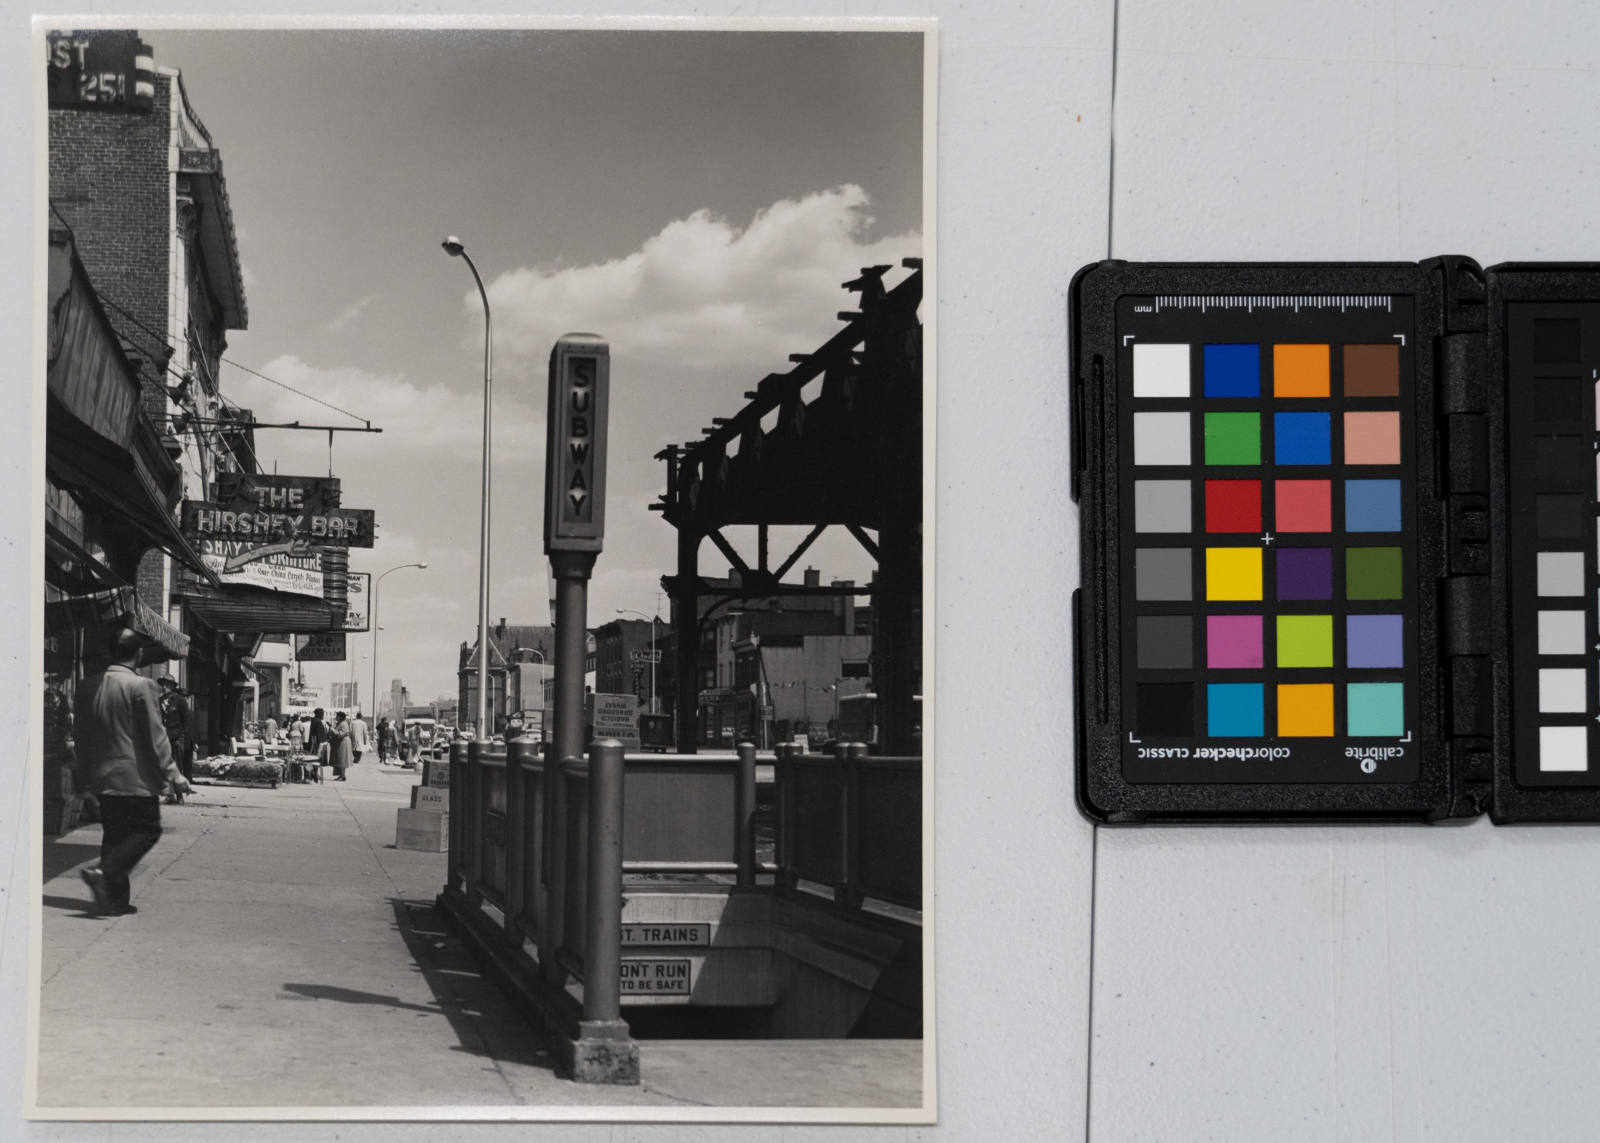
[30,18,931,1120]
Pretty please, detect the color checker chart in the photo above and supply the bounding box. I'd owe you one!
[1117,296,1419,784]
[1507,302,1600,786]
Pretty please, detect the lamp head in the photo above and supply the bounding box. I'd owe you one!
[441,236,465,257]
[417,562,428,569]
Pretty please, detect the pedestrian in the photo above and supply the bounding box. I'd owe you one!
[263,713,279,743]
[287,716,307,781]
[309,708,330,779]
[329,711,353,780]
[156,676,193,805]
[351,709,369,764]
[73,626,192,916]
[376,715,393,763]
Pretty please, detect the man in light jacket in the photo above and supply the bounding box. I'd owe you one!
[74,627,192,916]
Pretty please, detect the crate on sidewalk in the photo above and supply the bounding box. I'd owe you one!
[396,807,448,852]
[409,785,447,812]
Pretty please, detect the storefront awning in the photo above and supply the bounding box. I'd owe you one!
[45,584,190,662]
[180,582,345,634]
[46,225,221,588]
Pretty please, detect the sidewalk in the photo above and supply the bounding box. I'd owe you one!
[34,758,922,1114]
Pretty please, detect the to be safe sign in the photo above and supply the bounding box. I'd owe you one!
[543,334,609,554]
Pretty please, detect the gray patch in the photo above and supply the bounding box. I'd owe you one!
[1136,615,1193,668]
[1136,547,1192,602]
[1134,480,1191,533]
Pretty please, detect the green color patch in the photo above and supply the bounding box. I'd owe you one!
[1346,546,1403,600]
[1276,614,1333,668]
[1204,412,1261,466]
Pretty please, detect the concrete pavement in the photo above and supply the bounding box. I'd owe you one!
[34,756,923,1114]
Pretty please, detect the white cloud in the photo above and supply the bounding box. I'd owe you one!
[224,355,544,457]
[326,293,376,331]
[482,185,920,376]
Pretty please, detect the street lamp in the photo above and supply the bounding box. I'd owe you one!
[372,562,427,725]
[616,609,659,714]
[442,235,493,740]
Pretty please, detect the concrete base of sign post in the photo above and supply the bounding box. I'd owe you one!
[571,1019,640,1085]
[437,885,640,1084]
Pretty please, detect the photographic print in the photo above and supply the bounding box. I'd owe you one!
[31,17,932,1121]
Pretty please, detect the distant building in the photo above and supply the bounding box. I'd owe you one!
[458,619,555,736]
[591,618,658,711]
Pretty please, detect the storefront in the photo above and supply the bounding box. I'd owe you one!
[44,222,220,830]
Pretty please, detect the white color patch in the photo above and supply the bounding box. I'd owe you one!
[1132,342,1190,398]
[1538,610,1587,656]
[1540,725,1589,772]
[1539,668,1588,713]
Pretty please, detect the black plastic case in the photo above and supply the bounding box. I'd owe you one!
[1071,258,1600,824]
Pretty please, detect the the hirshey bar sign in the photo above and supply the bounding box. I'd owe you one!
[182,474,376,548]
[544,333,610,554]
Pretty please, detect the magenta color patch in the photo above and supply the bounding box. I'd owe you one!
[1207,614,1264,669]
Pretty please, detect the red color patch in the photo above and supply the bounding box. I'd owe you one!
[1205,479,1262,534]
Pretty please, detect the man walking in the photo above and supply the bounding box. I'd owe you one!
[73,627,192,916]
[351,709,369,764]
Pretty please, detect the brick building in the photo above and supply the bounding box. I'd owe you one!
[48,31,257,752]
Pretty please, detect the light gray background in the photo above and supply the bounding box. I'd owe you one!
[6,0,1600,1139]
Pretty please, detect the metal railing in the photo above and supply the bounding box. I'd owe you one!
[446,737,920,1015]
[775,742,922,911]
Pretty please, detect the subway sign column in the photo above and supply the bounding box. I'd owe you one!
[541,334,636,1081]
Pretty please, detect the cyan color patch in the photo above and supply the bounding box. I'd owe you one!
[1207,682,1264,737]
[1203,344,1260,397]
[1347,682,1404,736]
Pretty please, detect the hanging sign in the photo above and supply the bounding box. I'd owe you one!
[294,632,346,661]
[543,333,609,554]
[342,572,370,632]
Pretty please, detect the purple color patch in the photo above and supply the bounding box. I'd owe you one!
[1207,614,1264,669]
[1346,614,1404,669]
[1277,547,1333,601]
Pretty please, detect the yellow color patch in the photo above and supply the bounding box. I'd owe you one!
[1273,343,1330,397]
[1205,547,1263,601]
[1278,683,1335,737]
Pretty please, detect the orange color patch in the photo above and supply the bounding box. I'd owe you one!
[1278,683,1335,737]
[1273,344,1331,398]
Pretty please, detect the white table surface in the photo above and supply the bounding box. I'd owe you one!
[6,2,1600,1140]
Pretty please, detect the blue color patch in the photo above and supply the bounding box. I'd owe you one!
[1207,683,1264,737]
[1203,344,1260,398]
[1347,682,1404,737]
[1344,479,1403,532]
[1273,412,1331,465]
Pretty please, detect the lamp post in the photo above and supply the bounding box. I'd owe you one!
[371,562,427,724]
[442,235,493,739]
[616,609,658,714]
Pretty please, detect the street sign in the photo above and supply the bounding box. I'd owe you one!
[621,923,709,946]
[586,692,640,750]
[619,959,691,996]
[294,632,346,661]
[543,334,609,553]
[630,650,661,665]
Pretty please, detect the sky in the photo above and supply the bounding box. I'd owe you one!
[133,25,925,706]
